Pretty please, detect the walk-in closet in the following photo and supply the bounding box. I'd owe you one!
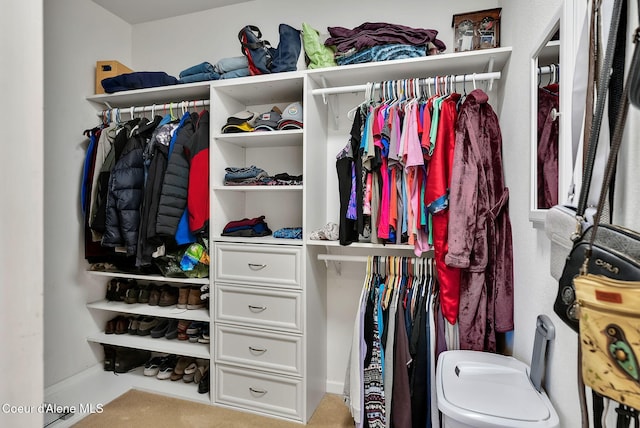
[7,0,640,427]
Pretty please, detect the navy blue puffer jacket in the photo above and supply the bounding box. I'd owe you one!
[102,117,159,255]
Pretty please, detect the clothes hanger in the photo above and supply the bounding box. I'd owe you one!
[347,82,373,121]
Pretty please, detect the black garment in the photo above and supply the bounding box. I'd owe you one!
[102,117,160,255]
[136,119,173,267]
[91,119,139,233]
[156,113,198,237]
[337,110,364,245]
[410,286,428,428]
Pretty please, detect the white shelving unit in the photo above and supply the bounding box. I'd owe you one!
[80,46,512,422]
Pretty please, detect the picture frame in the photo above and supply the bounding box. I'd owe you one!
[452,8,501,52]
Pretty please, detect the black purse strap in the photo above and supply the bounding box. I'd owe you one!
[584,28,640,261]
[576,0,626,219]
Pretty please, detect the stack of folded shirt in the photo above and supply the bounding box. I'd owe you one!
[265,173,303,185]
[223,165,270,185]
[222,216,272,237]
[324,22,446,66]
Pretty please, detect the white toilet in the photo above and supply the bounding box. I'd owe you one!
[436,315,560,428]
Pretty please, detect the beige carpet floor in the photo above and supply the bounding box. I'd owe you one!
[72,389,355,427]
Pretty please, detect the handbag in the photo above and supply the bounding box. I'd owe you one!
[574,16,640,413]
[551,0,628,332]
[574,274,640,410]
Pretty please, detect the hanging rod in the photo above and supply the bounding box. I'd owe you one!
[310,71,501,97]
[537,65,558,75]
[317,251,434,263]
[318,254,369,263]
[96,99,210,117]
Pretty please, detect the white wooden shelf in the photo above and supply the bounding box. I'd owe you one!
[212,185,303,192]
[86,81,211,108]
[126,367,210,404]
[87,332,210,359]
[306,239,426,252]
[213,236,303,246]
[306,47,512,89]
[86,270,210,285]
[213,130,303,148]
[87,300,211,322]
[211,72,304,105]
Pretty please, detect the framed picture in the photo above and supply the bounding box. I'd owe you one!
[452,8,501,52]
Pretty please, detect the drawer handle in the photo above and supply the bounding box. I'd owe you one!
[248,263,267,270]
[249,387,268,396]
[249,346,267,355]
[248,305,267,313]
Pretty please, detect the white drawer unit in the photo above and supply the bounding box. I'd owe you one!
[215,324,302,376]
[215,243,301,288]
[216,365,303,421]
[215,283,302,332]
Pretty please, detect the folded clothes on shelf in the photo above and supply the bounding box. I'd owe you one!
[273,227,303,239]
[223,166,302,186]
[222,215,272,237]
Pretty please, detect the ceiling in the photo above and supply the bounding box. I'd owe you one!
[92,0,252,24]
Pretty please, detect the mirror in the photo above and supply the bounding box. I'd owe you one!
[530,8,562,224]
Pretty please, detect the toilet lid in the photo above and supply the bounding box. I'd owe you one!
[440,352,551,422]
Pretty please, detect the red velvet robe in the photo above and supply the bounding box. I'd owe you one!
[445,89,514,352]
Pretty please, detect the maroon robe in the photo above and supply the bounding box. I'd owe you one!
[445,89,514,352]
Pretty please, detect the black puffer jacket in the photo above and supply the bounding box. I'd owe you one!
[102,117,159,255]
[155,112,198,237]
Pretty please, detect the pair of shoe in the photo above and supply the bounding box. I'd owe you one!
[150,318,179,339]
[151,354,179,380]
[105,315,129,335]
[177,286,205,310]
[102,345,150,373]
[147,284,179,307]
[189,322,209,344]
[124,283,151,304]
[177,321,210,342]
[105,278,138,302]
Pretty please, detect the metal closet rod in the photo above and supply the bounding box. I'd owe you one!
[317,252,434,263]
[310,71,501,96]
[96,99,210,117]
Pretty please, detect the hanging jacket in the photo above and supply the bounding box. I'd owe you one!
[135,119,180,267]
[186,110,210,235]
[155,112,197,237]
[446,89,514,352]
[102,117,159,255]
[91,119,139,234]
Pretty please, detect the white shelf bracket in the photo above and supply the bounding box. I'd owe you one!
[487,56,496,91]
[320,76,340,130]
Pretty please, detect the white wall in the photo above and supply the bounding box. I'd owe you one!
[43,0,132,387]
[0,0,44,426]
[499,1,584,427]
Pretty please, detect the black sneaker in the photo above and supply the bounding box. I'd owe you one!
[114,347,150,373]
[150,319,170,338]
[164,319,179,340]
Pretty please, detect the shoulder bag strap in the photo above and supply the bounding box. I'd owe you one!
[576,0,626,220]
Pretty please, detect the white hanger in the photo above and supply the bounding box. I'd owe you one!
[472,73,477,90]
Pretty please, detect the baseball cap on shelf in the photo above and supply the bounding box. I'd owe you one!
[221,110,257,133]
[253,106,283,131]
[277,102,303,130]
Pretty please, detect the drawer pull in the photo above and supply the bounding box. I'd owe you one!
[249,387,268,396]
[249,346,267,355]
[248,263,267,270]
[248,305,267,312]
